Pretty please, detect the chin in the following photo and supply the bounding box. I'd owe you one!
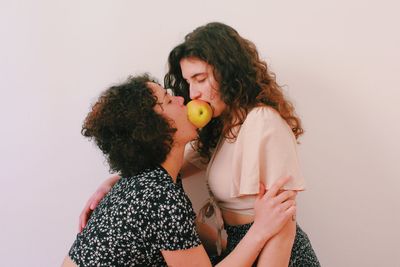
[212,111,221,118]
[210,106,223,117]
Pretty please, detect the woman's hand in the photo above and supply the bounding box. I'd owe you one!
[252,176,297,240]
[78,175,120,232]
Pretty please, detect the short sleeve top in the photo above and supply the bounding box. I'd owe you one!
[205,106,305,215]
[68,166,201,266]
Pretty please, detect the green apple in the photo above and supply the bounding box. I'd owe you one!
[187,100,213,128]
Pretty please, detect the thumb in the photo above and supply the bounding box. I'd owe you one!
[257,182,266,199]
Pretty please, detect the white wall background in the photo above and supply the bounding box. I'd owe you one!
[1,0,399,266]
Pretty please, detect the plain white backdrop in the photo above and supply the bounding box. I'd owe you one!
[1,0,399,266]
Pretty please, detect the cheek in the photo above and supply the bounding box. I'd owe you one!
[209,87,223,103]
[207,77,221,100]
[202,83,215,101]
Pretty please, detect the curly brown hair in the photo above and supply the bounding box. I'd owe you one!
[82,74,176,177]
[164,22,304,162]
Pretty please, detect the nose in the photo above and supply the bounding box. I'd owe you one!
[189,83,201,100]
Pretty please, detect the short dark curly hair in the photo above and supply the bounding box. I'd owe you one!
[82,74,176,178]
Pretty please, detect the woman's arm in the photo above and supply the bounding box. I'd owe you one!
[162,225,268,267]
[256,193,297,267]
[257,220,296,267]
[162,177,297,267]
[231,108,303,266]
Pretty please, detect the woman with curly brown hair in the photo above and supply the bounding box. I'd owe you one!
[62,74,297,266]
[79,22,320,266]
[164,22,320,267]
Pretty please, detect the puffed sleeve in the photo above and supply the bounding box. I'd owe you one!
[231,106,305,197]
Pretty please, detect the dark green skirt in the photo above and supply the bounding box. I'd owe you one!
[211,223,320,267]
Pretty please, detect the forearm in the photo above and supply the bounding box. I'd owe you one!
[216,225,271,267]
[256,219,296,267]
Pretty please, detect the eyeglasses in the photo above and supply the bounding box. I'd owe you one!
[166,88,174,96]
[157,88,175,111]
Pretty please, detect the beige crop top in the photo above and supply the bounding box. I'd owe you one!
[186,106,305,216]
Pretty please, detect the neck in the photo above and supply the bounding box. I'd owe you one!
[161,143,185,183]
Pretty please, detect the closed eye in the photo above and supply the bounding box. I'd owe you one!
[196,74,207,83]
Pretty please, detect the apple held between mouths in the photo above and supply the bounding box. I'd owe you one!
[187,100,213,128]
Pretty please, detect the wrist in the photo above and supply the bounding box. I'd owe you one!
[248,222,273,244]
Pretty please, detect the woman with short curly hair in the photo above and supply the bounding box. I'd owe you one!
[62,74,297,266]
[81,74,176,178]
